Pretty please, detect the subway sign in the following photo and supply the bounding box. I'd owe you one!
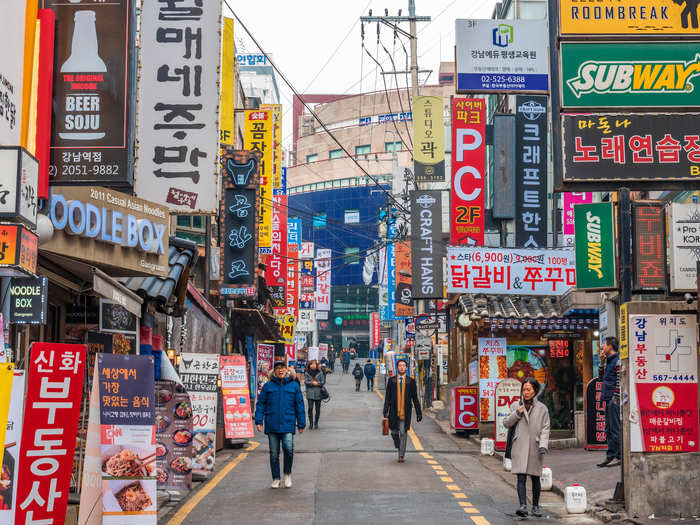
[561,43,700,108]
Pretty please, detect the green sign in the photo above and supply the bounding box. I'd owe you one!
[561,43,700,108]
[574,202,616,290]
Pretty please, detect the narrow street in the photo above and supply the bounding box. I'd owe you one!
[162,363,599,525]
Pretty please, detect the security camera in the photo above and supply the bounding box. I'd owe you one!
[685,293,695,305]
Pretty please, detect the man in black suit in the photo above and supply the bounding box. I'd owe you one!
[383,358,422,462]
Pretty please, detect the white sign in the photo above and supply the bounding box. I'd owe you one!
[315,248,332,311]
[299,242,314,259]
[0,4,28,145]
[495,378,522,449]
[0,149,39,227]
[670,203,700,292]
[296,309,316,332]
[447,247,576,295]
[455,19,549,93]
[135,0,222,213]
[416,333,432,360]
[316,311,328,321]
[308,346,320,361]
[344,210,360,224]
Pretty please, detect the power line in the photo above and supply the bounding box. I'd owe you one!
[378,22,413,149]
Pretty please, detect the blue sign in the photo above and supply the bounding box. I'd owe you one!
[273,167,287,196]
[387,243,396,321]
[288,218,301,247]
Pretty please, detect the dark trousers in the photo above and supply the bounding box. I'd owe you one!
[308,399,321,426]
[606,397,621,460]
[517,474,541,507]
[268,432,294,479]
[355,379,361,391]
[343,362,350,372]
[391,419,408,458]
[366,377,374,391]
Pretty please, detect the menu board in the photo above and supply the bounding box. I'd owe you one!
[220,355,254,440]
[155,380,193,491]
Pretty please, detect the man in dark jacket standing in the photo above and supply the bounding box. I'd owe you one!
[328,345,336,372]
[364,359,376,391]
[255,361,306,488]
[341,349,351,373]
[383,358,422,462]
[597,336,621,467]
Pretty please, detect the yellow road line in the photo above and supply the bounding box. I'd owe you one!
[470,517,492,525]
[458,502,473,507]
[435,470,448,475]
[464,508,480,514]
[427,460,438,465]
[446,484,460,491]
[375,390,384,400]
[166,441,260,525]
[420,452,433,459]
[440,476,454,482]
[452,492,467,499]
[431,465,443,470]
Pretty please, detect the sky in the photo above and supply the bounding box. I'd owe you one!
[223,0,500,149]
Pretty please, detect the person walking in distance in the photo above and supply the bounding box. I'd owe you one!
[597,336,621,468]
[382,359,422,462]
[363,359,376,391]
[304,360,325,429]
[254,360,305,489]
[504,377,550,517]
[327,344,336,372]
[352,362,364,392]
[341,348,351,374]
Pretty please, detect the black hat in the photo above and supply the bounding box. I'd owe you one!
[273,360,286,369]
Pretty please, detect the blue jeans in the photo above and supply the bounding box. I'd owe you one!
[268,432,294,479]
[606,397,621,460]
[366,377,374,390]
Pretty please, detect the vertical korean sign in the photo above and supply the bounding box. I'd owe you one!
[220,355,254,440]
[0,3,28,146]
[413,96,445,182]
[98,354,156,523]
[574,202,616,290]
[286,243,299,318]
[179,354,218,475]
[262,104,282,192]
[451,98,485,246]
[136,0,222,212]
[245,110,273,253]
[315,248,332,312]
[43,0,134,186]
[632,202,666,292]
[266,195,288,300]
[562,192,592,247]
[515,95,548,248]
[628,314,699,453]
[478,337,507,422]
[16,343,86,525]
[256,343,275,397]
[394,242,413,317]
[410,191,443,299]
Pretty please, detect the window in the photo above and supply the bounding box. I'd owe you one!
[175,215,205,245]
[306,153,318,163]
[329,149,342,159]
[313,213,327,228]
[344,210,360,224]
[344,247,361,265]
[385,141,402,153]
[355,144,370,156]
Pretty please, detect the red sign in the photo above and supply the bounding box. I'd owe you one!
[371,312,381,348]
[632,202,666,291]
[584,378,607,450]
[219,355,254,440]
[549,339,570,359]
[267,195,288,289]
[286,243,299,317]
[285,344,296,363]
[16,343,86,525]
[451,98,485,246]
[451,386,479,430]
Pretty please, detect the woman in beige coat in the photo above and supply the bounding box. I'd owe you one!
[504,377,550,518]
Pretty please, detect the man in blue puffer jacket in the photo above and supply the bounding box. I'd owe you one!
[255,360,306,488]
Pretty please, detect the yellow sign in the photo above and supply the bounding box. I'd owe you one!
[619,302,629,359]
[244,109,273,251]
[0,363,15,464]
[261,104,282,191]
[220,17,235,147]
[278,314,296,345]
[413,96,445,182]
[560,0,700,35]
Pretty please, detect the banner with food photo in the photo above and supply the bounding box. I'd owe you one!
[478,338,507,421]
[0,371,24,524]
[220,355,255,440]
[256,343,275,396]
[98,353,157,523]
[179,353,218,476]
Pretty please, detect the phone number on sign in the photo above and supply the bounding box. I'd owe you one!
[480,74,527,84]
[652,375,696,382]
[49,164,120,177]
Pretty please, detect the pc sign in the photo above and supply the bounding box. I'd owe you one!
[451,386,479,430]
[455,19,549,93]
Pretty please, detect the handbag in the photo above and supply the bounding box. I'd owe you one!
[504,425,516,459]
[320,386,330,402]
[382,417,389,435]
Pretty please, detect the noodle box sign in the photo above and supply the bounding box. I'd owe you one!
[495,378,522,450]
[41,186,170,277]
[452,387,479,430]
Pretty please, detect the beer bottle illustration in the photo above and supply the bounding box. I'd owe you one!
[59,10,106,140]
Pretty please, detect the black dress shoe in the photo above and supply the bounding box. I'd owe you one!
[597,457,613,467]
[516,505,528,517]
[309,422,314,430]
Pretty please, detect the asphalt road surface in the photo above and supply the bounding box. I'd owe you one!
[162,362,601,525]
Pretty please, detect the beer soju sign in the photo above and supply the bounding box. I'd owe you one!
[561,43,700,108]
[574,202,617,290]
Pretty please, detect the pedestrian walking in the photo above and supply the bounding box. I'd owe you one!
[503,377,550,518]
[363,359,376,391]
[382,358,422,462]
[341,348,351,374]
[352,362,364,391]
[304,360,325,430]
[254,360,306,489]
[328,345,336,372]
[597,336,621,468]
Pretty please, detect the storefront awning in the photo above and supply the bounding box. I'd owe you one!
[231,307,279,340]
[458,294,559,319]
[38,254,143,317]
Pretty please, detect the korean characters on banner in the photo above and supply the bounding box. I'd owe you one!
[563,114,700,185]
[394,242,413,317]
[515,95,548,248]
[628,314,699,453]
[413,96,445,182]
[266,195,288,292]
[179,354,218,475]
[584,378,607,450]
[562,193,592,247]
[16,344,86,525]
[410,190,444,299]
[495,379,522,450]
[447,247,576,295]
[451,387,479,431]
[261,104,282,192]
[632,202,666,291]
[670,203,700,292]
[135,0,222,212]
[288,218,302,247]
[451,98,485,246]
[219,355,254,440]
[244,110,273,253]
[43,0,134,186]
[315,248,332,312]
[478,338,507,422]
[299,242,314,260]
[0,371,25,524]
[574,202,617,290]
[219,149,260,299]
[286,243,299,316]
[256,343,275,397]
[278,314,296,345]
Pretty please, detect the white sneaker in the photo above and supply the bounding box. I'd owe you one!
[283,474,292,488]
[271,479,281,489]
